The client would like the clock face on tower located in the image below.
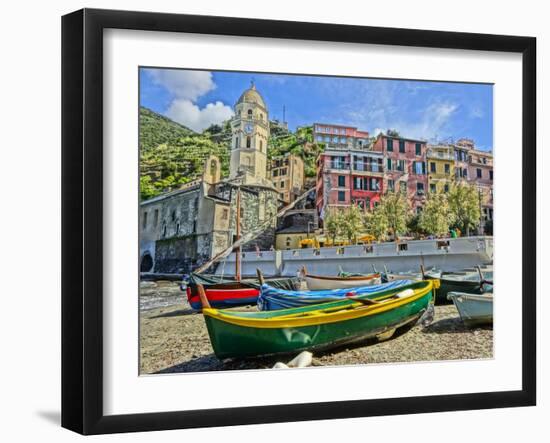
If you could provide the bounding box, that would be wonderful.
[244,124,254,134]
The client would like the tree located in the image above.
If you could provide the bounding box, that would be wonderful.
[419,191,454,237]
[380,192,409,239]
[386,129,400,137]
[323,208,342,244]
[447,182,481,235]
[362,205,389,241]
[341,205,363,244]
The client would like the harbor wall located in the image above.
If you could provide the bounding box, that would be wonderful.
[216,236,493,277]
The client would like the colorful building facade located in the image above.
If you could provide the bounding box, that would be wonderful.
[426,145,455,193]
[316,148,384,214]
[371,134,428,213]
[468,148,494,225]
[313,123,370,151]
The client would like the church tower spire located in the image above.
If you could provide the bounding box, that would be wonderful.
[230,84,270,184]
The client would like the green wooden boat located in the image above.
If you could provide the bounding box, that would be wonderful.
[197,280,437,359]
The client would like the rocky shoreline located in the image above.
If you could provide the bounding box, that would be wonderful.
[139,281,493,374]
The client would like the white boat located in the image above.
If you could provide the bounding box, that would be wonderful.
[447,292,493,326]
[301,267,382,290]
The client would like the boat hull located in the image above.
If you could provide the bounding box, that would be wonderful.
[304,275,381,290]
[202,282,434,359]
[447,292,493,326]
[437,278,484,304]
[187,287,259,310]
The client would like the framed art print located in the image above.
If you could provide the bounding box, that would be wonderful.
[61,8,536,434]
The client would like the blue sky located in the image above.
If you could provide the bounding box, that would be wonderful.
[140,68,493,151]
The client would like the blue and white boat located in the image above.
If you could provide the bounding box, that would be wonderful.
[258,279,414,311]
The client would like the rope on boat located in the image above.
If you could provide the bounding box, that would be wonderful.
[194,186,316,274]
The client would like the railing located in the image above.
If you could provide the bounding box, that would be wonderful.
[353,163,384,173]
[329,162,350,170]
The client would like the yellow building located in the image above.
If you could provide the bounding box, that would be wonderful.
[269,153,305,204]
[427,145,455,193]
[275,226,310,250]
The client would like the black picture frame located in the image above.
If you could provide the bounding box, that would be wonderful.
[62,8,536,435]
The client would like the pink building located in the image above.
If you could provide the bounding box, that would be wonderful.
[316,148,384,215]
[371,133,428,213]
[313,123,370,151]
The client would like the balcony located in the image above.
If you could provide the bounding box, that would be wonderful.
[329,162,350,171]
[352,163,384,173]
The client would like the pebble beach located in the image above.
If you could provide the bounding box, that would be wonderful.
[139,281,493,374]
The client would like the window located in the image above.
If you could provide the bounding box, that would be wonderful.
[324,136,330,142]
[316,135,323,142]
[280,168,287,176]
[176,222,180,234]
[235,137,239,149]
[142,211,148,230]
[430,184,436,193]
[259,140,263,152]
[153,209,159,227]
[171,210,176,222]
[280,181,285,188]
[340,137,347,144]
[332,136,338,143]
[444,163,450,174]
[477,168,482,178]
[416,182,425,195]
[413,161,425,175]
[444,184,449,193]
[246,136,251,148]
[370,178,380,191]
[338,175,346,187]
[273,169,279,177]
[386,138,393,151]
[430,162,436,173]
[463,168,468,178]
[482,157,487,164]
[397,159,405,172]
[365,197,371,209]
[387,158,392,170]
[388,179,395,192]
[222,208,229,220]
[162,224,167,238]
[247,109,252,118]
[489,170,493,180]
[399,140,405,153]
[400,181,407,193]
[415,143,422,155]
[338,191,346,202]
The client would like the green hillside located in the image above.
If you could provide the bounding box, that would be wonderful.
[139,107,323,201]
[268,125,324,177]
[139,107,230,200]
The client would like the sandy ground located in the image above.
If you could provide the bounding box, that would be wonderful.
[139,281,493,374]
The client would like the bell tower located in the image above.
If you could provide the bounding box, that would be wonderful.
[230,82,269,184]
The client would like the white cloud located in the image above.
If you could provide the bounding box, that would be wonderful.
[146,69,234,131]
[166,99,233,132]
[148,69,216,101]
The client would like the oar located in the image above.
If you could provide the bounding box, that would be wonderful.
[197,283,211,310]
[372,264,378,273]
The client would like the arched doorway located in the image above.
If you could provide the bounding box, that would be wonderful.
[140,253,153,272]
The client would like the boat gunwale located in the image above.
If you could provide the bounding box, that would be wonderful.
[304,273,380,282]
[202,282,434,329]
